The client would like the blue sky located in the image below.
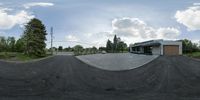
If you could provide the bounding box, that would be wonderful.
[0,0,200,48]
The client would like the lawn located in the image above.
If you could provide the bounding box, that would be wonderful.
[185,52,200,59]
[0,52,52,61]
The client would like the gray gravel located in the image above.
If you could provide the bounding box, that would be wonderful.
[76,53,159,71]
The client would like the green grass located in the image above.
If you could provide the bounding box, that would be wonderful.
[185,52,200,59]
[15,53,35,61]
[0,52,52,61]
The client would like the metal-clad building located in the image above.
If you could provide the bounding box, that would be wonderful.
[129,39,182,55]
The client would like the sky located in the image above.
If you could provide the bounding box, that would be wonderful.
[0,0,200,48]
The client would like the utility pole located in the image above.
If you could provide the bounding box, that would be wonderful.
[50,27,53,55]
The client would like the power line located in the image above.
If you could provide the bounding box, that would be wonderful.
[46,40,97,46]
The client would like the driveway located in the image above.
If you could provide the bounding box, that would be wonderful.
[0,55,200,100]
[76,53,159,71]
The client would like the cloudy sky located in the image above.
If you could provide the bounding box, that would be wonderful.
[0,0,200,48]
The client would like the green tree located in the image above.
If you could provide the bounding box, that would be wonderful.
[7,37,16,52]
[113,35,117,52]
[15,38,25,52]
[58,46,63,51]
[118,41,127,52]
[91,46,97,54]
[182,39,199,53]
[0,37,16,52]
[99,47,106,51]
[22,18,47,57]
[64,46,71,52]
[73,45,83,55]
[106,39,112,53]
[0,37,6,52]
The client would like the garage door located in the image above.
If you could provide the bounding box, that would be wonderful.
[163,45,179,55]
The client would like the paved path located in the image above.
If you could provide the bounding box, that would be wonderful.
[76,53,158,71]
[0,56,199,100]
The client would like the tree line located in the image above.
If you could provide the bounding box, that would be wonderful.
[1,18,199,57]
[0,18,47,57]
[55,35,128,55]
[106,35,128,53]
[55,45,98,56]
[181,39,200,53]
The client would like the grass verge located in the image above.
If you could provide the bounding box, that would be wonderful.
[0,52,52,61]
[184,52,200,59]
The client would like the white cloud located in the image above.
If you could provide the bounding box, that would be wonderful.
[175,5,200,31]
[0,8,13,12]
[0,8,34,30]
[65,34,79,42]
[111,17,180,43]
[84,31,114,47]
[73,17,180,47]
[63,34,106,47]
[23,2,54,9]
[112,18,147,37]
[193,3,200,6]
[156,27,180,39]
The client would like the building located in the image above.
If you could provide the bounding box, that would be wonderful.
[129,39,182,55]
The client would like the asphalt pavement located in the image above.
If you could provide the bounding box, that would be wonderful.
[0,55,200,100]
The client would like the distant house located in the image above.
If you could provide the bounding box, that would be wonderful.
[129,39,182,55]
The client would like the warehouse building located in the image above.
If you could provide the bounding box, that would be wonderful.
[129,39,182,55]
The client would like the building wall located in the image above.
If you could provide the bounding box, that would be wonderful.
[129,40,183,55]
[140,47,144,53]
[152,46,161,55]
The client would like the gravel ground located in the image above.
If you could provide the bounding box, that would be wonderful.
[0,55,200,100]
[76,53,158,71]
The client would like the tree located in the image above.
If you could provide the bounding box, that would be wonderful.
[58,46,63,51]
[73,45,83,55]
[118,41,127,52]
[113,35,117,52]
[181,39,200,53]
[15,38,25,52]
[106,39,112,53]
[0,37,16,52]
[99,47,106,51]
[7,37,16,52]
[91,46,97,54]
[64,46,72,52]
[0,37,6,52]
[22,18,47,57]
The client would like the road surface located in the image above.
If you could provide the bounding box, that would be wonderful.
[0,55,200,100]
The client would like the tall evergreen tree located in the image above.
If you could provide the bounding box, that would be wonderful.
[106,39,112,52]
[113,35,117,52]
[22,18,47,57]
